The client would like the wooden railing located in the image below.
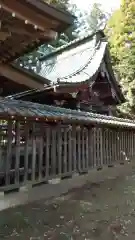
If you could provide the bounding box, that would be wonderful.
[0,119,134,192]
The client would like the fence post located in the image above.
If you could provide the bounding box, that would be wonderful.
[99,128,103,168]
[5,120,13,186]
[15,121,20,185]
[24,122,29,183]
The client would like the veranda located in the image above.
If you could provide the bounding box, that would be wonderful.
[0,98,134,193]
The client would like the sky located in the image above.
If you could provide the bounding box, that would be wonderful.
[70,0,121,13]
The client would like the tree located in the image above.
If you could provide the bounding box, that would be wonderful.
[45,0,69,11]
[106,0,135,117]
[86,3,108,32]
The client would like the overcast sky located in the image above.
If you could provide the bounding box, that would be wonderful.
[70,0,121,12]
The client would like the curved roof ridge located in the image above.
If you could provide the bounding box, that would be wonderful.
[39,30,104,62]
[57,41,100,81]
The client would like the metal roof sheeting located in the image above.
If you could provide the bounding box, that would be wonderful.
[38,37,107,83]
[0,98,134,129]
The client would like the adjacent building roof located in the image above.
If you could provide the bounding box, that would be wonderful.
[12,31,124,103]
[0,98,134,128]
[0,0,75,63]
[38,31,105,83]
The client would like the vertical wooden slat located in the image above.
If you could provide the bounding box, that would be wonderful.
[122,131,125,163]
[77,127,81,173]
[104,129,107,165]
[0,143,2,175]
[132,132,134,160]
[57,126,62,176]
[129,131,131,161]
[102,128,106,165]
[131,131,134,161]
[107,129,110,166]
[5,120,12,185]
[116,131,119,164]
[126,131,128,161]
[133,132,135,159]
[111,130,114,164]
[63,128,68,174]
[119,131,122,163]
[121,130,124,163]
[93,128,97,168]
[31,122,36,182]
[96,128,100,167]
[15,121,20,185]
[99,128,103,167]
[119,130,122,163]
[88,127,93,168]
[112,130,116,164]
[106,129,109,165]
[38,130,44,181]
[126,131,129,162]
[85,128,89,170]
[124,130,127,161]
[45,127,50,179]
[128,131,130,161]
[115,130,117,163]
[129,131,132,162]
[109,130,113,166]
[81,128,85,171]
[115,130,118,164]
[68,127,72,174]
[24,122,29,182]
[121,131,124,163]
[72,126,77,172]
[51,128,56,176]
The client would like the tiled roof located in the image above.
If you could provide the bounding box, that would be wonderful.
[40,31,104,61]
[0,98,134,129]
[13,32,106,86]
[38,36,107,83]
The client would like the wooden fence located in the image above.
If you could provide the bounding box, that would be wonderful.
[0,119,134,192]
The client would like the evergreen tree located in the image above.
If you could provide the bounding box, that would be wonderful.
[86,3,108,32]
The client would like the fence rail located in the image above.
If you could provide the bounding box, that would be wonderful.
[0,119,134,192]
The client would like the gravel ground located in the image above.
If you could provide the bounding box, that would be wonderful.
[1,166,135,239]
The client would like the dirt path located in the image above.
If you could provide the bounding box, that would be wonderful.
[1,167,135,239]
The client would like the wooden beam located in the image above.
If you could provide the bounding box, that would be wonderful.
[2,25,57,40]
[0,31,11,41]
[0,64,44,89]
[0,0,58,37]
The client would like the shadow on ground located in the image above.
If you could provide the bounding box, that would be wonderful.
[1,168,135,239]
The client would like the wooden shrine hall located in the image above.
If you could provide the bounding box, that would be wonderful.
[10,31,125,116]
[0,1,133,194]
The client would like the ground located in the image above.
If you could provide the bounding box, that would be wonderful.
[1,166,135,239]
